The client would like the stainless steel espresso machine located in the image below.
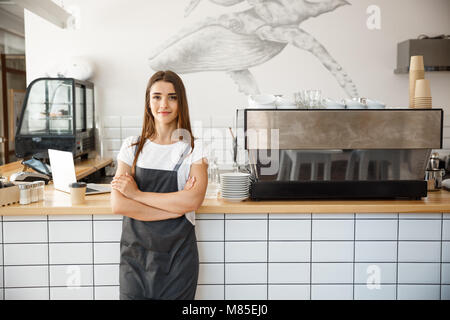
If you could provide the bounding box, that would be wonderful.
[235,109,443,200]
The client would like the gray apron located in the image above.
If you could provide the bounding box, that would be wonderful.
[119,140,199,300]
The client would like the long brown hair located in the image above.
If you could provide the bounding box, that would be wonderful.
[130,70,195,176]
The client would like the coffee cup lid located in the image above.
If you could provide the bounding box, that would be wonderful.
[69,182,87,188]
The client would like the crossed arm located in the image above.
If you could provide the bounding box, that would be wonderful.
[110,159,208,221]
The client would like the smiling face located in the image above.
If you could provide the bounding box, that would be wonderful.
[149,80,179,126]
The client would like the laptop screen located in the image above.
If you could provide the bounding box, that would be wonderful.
[48,149,77,193]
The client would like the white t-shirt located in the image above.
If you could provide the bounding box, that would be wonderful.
[116,136,209,225]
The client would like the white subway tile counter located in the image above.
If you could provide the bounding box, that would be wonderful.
[0,212,448,300]
[1,190,450,300]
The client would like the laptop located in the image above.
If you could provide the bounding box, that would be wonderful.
[48,149,111,195]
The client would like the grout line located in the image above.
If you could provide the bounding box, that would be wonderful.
[1,261,447,267]
[310,213,313,300]
[266,213,269,300]
[47,215,50,300]
[92,214,95,300]
[352,213,356,300]
[396,213,399,300]
[223,215,226,300]
[440,213,443,300]
[2,239,448,245]
[1,216,4,300]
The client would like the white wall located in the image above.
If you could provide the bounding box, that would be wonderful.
[24,0,450,162]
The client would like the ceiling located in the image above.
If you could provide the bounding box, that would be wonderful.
[0,0,25,37]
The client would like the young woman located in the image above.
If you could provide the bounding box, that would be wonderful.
[110,70,208,300]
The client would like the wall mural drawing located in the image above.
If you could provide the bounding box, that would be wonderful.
[148,0,359,98]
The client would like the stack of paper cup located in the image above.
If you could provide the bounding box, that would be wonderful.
[414,79,432,108]
[409,56,425,108]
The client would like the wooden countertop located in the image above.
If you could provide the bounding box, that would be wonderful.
[1,185,449,215]
[0,157,113,180]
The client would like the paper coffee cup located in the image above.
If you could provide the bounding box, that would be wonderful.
[410,55,424,71]
[409,69,424,108]
[69,182,86,205]
[414,79,431,98]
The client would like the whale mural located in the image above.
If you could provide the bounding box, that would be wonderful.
[148,0,359,98]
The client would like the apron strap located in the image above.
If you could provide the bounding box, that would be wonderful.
[173,143,192,172]
[134,136,191,172]
[134,136,141,156]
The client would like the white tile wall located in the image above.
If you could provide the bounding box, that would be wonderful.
[4,244,48,265]
[120,116,141,128]
[269,220,310,240]
[50,265,93,287]
[312,242,353,262]
[94,286,120,300]
[311,263,353,284]
[94,265,119,286]
[103,116,121,128]
[268,242,310,262]
[195,220,224,241]
[442,263,450,285]
[312,213,354,219]
[195,285,224,300]
[93,214,122,221]
[48,215,91,221]
[399,220,442,240]
[198,264,224,285]
[355,219,397,240]
[198,242,224,263]
[3,221,47,243]
[311,285,353,300]
[397,285,440,300]
[312,220,354,240]
[397,263,441,284]
[93,220,122,242]
[94,242,120,264]
[269,213,311,219]
[225,242,266,262]
[268,263,309,284]
[354,284,396,300]
[4,288,48,300]
[225,285,267,300]
[268,285,310,300]
[356,213,398,219]
[226,213,267,220]
[443,242,450,263]
[1,213,449,300]
[49,221,92,242]
[398,242,441,262]
[4,266,48,287]
[441,285,450,300]
[354,241,397,262]
[49,243,92,265]
[354,263,396,284]
[50,287,94,300]
[225,263,266,284]
[225,220,267,241]
[443,220,450,240]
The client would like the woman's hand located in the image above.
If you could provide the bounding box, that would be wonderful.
[184,176,196,191]
[111,172,140,200]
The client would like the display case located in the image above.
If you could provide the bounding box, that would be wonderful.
[15,78,96,159]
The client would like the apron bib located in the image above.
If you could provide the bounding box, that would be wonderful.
[119,140,198,300]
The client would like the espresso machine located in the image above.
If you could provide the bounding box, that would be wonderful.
[235,109,443,200]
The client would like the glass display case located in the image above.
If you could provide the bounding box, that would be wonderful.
[15,78,96,159]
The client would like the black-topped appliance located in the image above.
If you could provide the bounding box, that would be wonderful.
[235,108,443,200]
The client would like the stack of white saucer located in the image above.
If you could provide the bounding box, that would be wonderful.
[220,172,250,202]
